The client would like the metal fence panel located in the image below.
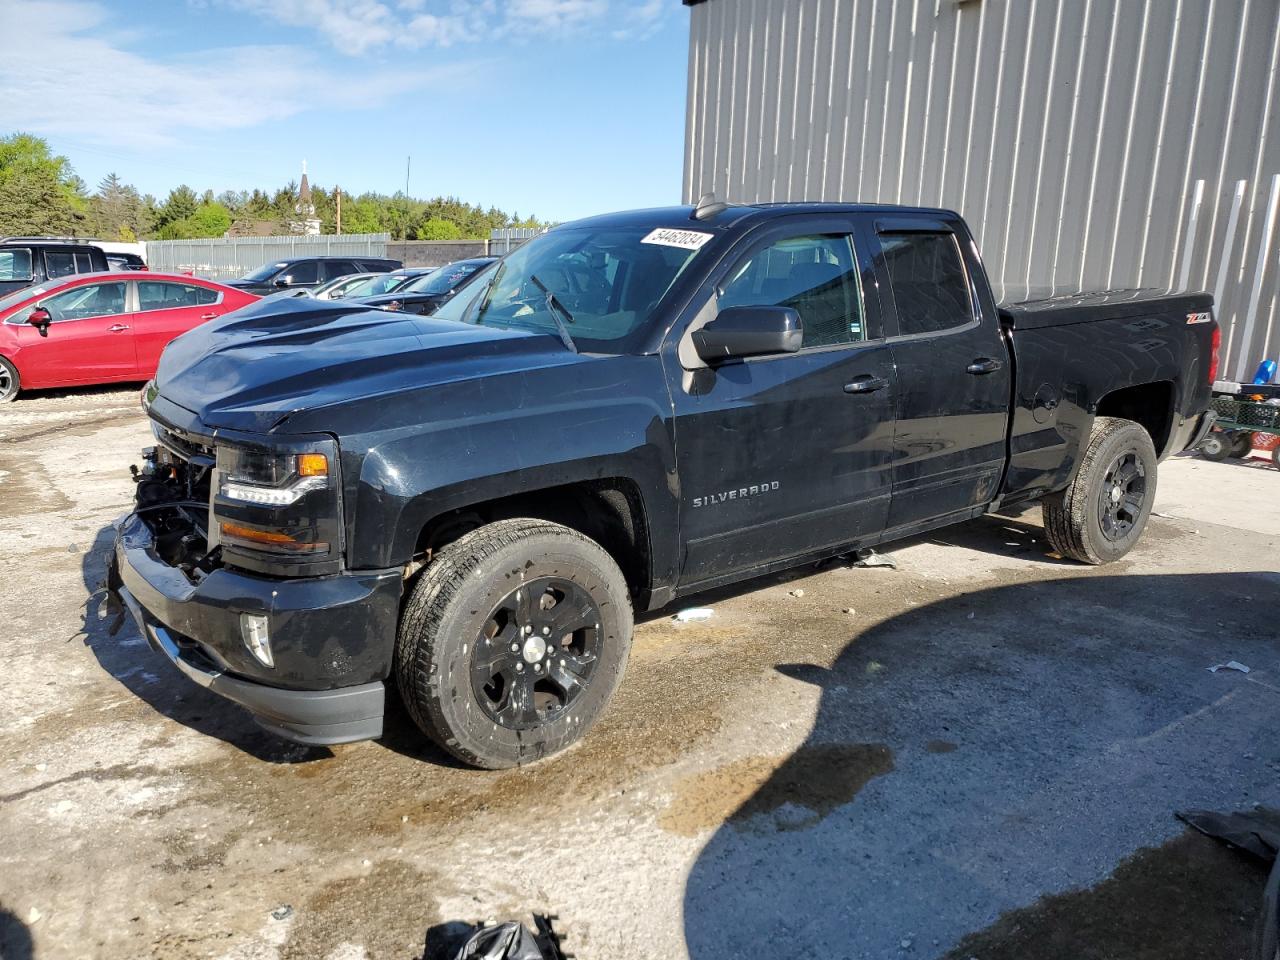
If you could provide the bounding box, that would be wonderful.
[143,234,391,282]
[684,0,1280,382]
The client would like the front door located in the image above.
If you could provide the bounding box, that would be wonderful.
[10,280,136,386]
[665,220,897,589]
[869,217,1012,530]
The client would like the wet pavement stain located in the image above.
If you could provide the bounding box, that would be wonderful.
[661,743,894,837]
[0,456,73,520]
[943,830,1268,960]
[280,860,443,960]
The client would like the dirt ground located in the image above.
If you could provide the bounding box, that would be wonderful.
[1,385,1277,960]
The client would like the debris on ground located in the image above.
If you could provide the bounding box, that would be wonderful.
[672,607,714,622]
[851,548,897,569]
[1176,807,1280,960]
[450,915,568,960]
[789,589,805,598]
[1208,661,1252,674]
[270,905,293,922]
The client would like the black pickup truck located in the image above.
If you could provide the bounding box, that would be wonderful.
[109,203,1218,768]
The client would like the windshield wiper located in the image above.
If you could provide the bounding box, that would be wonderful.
[464,263,505,326]
[528,274,577,354]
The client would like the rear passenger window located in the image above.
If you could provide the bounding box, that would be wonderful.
[138,281,217,310]
[45,252,76,279]
[880,232,973,336]
[719,235,864,348]
[323,260,359,281]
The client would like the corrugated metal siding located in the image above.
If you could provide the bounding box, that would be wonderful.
[684,0,1280,381]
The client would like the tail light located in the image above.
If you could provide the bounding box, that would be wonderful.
[1208,324,1221,384]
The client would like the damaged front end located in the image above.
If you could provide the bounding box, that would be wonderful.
[106,408,402,746]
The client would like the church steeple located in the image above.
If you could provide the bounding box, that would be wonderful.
[297,159,314,217]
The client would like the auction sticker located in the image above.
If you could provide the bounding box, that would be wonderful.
[641,228,714,251]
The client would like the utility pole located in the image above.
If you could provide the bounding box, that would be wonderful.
[405,156,411,198]
[335,186,342,235]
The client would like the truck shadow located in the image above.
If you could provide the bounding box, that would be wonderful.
[77,524,330,763]
[0,906,33,960]
[680,571,1280,959]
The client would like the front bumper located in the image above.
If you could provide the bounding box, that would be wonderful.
[111,512,402,745]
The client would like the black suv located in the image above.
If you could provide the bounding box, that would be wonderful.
[226,256,402,295]
[0,238,111,296]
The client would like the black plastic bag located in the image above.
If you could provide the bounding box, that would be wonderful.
[452,921,548,960]
[1178,807,1280,960]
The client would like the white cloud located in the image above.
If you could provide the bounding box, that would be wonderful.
[213,0,671,53]
[0,0,485,148]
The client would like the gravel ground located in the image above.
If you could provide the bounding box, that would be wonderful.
[1,386,1277,960]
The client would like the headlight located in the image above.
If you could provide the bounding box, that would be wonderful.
[219,451,329,506]
[212,437,343,573]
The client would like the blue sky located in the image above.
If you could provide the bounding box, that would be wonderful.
[0,0,692,222]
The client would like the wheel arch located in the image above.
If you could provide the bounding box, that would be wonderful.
[408,477,655,604]
[1094,380,1176,458]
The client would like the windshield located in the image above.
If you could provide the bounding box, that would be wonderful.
[351,273,414,298]
[401,262,486,295]
[0,282,48,314]
[241,261,287,282]
[465,226,704,351]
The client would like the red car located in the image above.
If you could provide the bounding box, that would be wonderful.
[0,272,258,401]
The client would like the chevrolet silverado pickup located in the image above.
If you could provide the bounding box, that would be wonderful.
[108,202,1219,768]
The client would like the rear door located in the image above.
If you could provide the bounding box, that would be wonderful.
[868,216,1011,530]
[132,279,222,374]
[321,260,361,283]
[665,217,897,587]
[8,280,136,385]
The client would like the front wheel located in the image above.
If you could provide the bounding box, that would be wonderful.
[395,518,633,769]
[1042,416,1158,565]
[0,356,19,402]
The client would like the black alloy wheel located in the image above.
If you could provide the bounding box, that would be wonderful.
[470,577,602,730]
[1097,451,1147,541]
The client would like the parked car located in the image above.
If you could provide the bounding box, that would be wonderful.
[109,203,1216,768]
[106,252,148,271]
[225,256,401,295]
[355,257,495,314]
[0,238,111,297]
[0,271,258,401]
[337,267,434,300]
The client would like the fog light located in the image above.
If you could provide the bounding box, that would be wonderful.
[240,612,273,667]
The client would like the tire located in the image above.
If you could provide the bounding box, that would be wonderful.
[1198,431,1230,462]
[1228,431,1254,458]
[395,518,633,769]
[1272,446,1280,469]
[1042,416,1158,565]
[0,356,18,402]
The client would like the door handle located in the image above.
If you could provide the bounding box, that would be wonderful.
[108,323,130,332]
[844,375,889,394]
[966,357,1003,375]
[200,312,217,320]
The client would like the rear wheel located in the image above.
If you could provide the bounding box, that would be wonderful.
[1043,416,1158,565]
[1198,431,1230,462]
[395,518,633,769]
[0,356,18,402]
[1228,431,1254,458]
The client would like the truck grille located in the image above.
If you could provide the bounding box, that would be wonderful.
[152,421,216,465]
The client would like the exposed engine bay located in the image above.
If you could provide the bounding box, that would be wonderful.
[130,445,221,581]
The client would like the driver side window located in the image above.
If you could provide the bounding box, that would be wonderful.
[39,282,129,322]
[719,234,864,348]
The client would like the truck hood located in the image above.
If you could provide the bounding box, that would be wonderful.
[154,295,578,434]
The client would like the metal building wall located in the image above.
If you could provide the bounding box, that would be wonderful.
[684,0,1280,381]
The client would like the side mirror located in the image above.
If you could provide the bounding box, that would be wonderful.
[273,276,290,288]
[693,305,803,362]
[27,306,52,337]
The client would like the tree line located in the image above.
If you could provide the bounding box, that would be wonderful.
[0,132,549,242]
